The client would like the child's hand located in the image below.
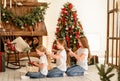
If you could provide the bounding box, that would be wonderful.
[28,61,36,66]
[52,49,57,53]
[67,48,72,52]
[33,62,37,65]
[68,52,73,57]
[68,52,75,57]
[32,61,39,66]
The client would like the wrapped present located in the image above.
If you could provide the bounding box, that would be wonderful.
[0,52,6,72]
[26,62,39,72]
[88,55,99,65]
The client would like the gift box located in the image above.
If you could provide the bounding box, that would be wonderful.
[88,55,99,65]
[0,52,6,72]
[26,62,39,72]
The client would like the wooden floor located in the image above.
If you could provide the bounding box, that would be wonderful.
[0,65,118,81]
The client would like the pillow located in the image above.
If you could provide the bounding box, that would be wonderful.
[11,37,30,52]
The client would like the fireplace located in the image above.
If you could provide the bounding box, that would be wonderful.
[0,2,48,59]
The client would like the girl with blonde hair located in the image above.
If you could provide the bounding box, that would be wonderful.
[25,45,48,78]
[66,36,91,76]
[47,38,67,77]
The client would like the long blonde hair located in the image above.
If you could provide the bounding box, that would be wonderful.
[36,45,52,70]
[56,38,71,66]
[79,36,91,59]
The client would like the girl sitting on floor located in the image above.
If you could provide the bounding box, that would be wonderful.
[47,38,67,78]
[66,36,91,76]
[25,45,48,78]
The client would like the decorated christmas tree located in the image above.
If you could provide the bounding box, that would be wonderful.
[55,2,85,51]
[55,2,85,65]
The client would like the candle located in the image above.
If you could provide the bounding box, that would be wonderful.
[3,0,6,8]
[10,0,12,8]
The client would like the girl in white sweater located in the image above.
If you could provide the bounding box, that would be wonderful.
[47,38,67,77]
[26,45,48,78]
[66,36,91,76]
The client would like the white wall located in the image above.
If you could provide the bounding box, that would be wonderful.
[39,0,107,57]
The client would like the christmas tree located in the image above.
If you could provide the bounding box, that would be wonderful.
[55,2,85,51]
[55,2,85,65]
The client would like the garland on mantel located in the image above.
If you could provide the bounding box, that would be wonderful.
[0,3,48,29]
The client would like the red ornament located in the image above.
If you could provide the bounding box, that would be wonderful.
[73,13,77,21]
[62,8,66,12]
[65,36,70,48]
[58,18,61,22]
[61,8,68,15]
[65,11,68,15]
[77,43,81,49]
[74,21,77,26]
[75,32,80,39]
[65,36,70,41]
[67,42,70,48]
[61,8,66,14]
[69,3,73,10]
[69,27,72,32]
[62,17,66,25]
[56,28,60,33]
[55,33,58,37]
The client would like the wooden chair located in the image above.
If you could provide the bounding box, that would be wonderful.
[1,36,31,69]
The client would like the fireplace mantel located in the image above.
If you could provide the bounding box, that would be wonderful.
[0,2,48,58]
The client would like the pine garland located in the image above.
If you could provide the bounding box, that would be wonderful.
[0,3,48,29]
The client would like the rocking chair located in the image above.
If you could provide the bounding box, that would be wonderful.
[2,36,31,69]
